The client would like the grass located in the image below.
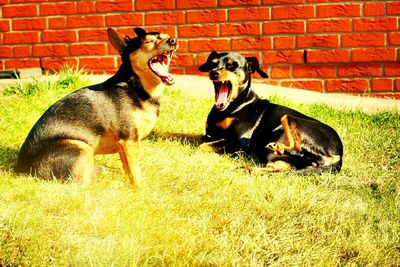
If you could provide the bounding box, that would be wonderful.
[0,69,399,266]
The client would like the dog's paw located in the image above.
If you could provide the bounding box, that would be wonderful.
[266,142,285,155]
[199,143,217,153]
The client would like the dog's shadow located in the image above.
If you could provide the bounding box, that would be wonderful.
[0,145,19,172]
[149,131,203,147]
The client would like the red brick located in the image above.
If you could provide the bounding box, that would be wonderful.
[32,44,68,57]
[292,65,335,78]
[41,58,78,71]
[353,18,398,32]
[197,53,211,66]
[297,35,338,48]
[79,29,108,41]
[307,19,351,33]
[9,0,45,2]
[364,2,385,16]
[2,4,37,18]
[342,33,385,47]
[352,48,396,62]
[79,57,116,70]
[371,79,393,92]
[219,0,259,6]
[5,59,40,69]
[173,54,195,66]
[186,10,226,23]
[274,36,295,50]
[0,46,13,58]
[271,66,291,79]
[42,31,77,43]
[96,0,133,12]
[232,37,272,51]
[105,13,143,27]
[326,79,369,93]
[272,5,314,20]
[263,51,304,64]
[145,11,184,25]
[12,18,46,31]
[220,23,260,36]
[178,25,218,38]
[384,64,400,77]
[263,0,304,3]
[14,46,31,58]
[0,0,9,3]
[40,3,75,16]
[387,2,400,15]
[77,1,96,14]
[281,80,323,92]
[338,64,381,77]
[307,50,349,63]
[317,4,360,17]
[136,0,174,10]
[176,0,217,9]
[0,20,10,31]
[70,44,107,56]
[389,32,400,46]
[396,79,400,91]
[4,32,38,44]
[263,21,305,34]
[189,39,230,52]
[368,93,400,100]
[68,16,104,28]
[49,17,67,29]
[229,7,270,21]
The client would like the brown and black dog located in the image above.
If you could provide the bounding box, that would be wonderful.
[196,51,343,173]
[16,27,178,186]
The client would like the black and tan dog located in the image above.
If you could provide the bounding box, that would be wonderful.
[197,51,343,173]
[16,27,178,186]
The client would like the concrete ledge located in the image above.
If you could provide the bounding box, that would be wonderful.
[1,74,399,114]
[174,75,400,114]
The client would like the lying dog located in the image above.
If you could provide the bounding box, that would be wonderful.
[16,27,178,185]
[197,51,343,173]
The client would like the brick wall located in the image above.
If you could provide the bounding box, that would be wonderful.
[0,0,399,99]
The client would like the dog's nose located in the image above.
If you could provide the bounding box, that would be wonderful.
[167,38,177,46]
[209,70,220,80]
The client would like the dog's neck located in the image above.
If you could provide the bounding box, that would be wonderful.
[102,62,161,103]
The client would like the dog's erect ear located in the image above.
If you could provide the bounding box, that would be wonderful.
[134,27,147,38]
[246,57,269,78]
[199,51,219,72]
[107,28,128,55]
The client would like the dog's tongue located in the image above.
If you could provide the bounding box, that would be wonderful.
[216,83,229,108]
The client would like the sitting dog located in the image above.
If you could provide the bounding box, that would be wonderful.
[16,27,178,185]
[197,51,343,173]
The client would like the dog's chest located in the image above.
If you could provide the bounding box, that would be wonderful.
[131,102,159,139]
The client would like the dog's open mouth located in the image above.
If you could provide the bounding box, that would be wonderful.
[148,50,175,85]
[214,80,232,110]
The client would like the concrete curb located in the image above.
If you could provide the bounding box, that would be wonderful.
[1,74,399,114]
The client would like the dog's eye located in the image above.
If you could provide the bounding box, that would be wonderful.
[226,62,238,71]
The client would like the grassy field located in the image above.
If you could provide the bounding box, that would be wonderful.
[0,70,399,266]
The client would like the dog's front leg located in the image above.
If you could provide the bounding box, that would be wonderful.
[118,140,141,187]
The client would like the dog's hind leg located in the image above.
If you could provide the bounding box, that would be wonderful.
[30,139,95,185]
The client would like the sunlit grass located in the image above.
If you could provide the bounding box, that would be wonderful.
[0,69,399,266]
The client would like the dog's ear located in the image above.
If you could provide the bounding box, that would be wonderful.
[199,51,219,72]
[134,27,147,38]
[245,57,269,78]
[107,28,128,55]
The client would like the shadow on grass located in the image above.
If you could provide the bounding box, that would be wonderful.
[0,145,19,172]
